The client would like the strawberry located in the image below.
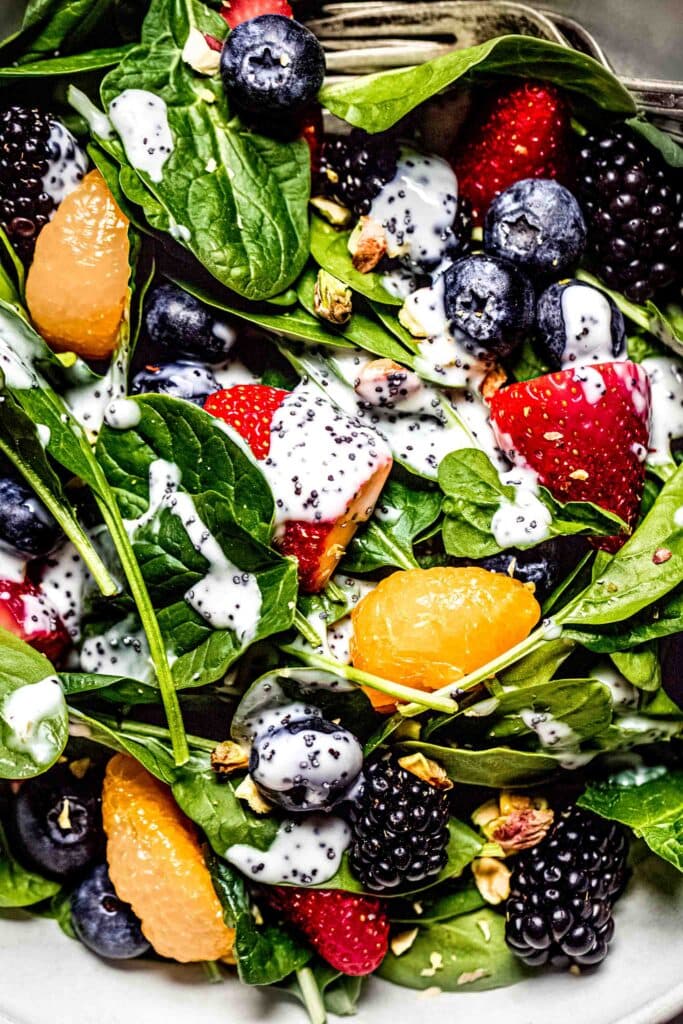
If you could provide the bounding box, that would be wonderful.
[268,887,389,975]
[489,361,651,550]
[0,579,70,662]
[220,0,293,30]
[453,81,570,224]
[204,384,392,592]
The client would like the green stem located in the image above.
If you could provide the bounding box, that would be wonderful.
[296,967,326,1024]
[324,579,347,604]
[202,961,223,985]
[68,707,215,755]
[95,494,189,766]
[282,645,458,714]
[293,609,324,649]
[364,523,418,570]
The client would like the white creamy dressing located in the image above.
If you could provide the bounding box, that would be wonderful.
[80,616,153,682]
[541,617,563,641]
[641,355,683,466]
[325,576,375,663]
[103,398,142,430]
[39,541,92,643]
[0,314,41,390]
[36,424,51,447]
[369,149,458,271]
[560,284,622,367]
[519,709,578,750]
[615,715,683,744]
[381,267,419,299]
[674,506,683,528]
[244,702,321,745]
[0,545,26,583]
[1,676,65,765]
[125,458,262,640]
[574,364,608,405]
[212,357,260,390]
[491,467,552,548]
[169,220,191,243]
[591,662,639,710]
[42,121,88,209]
[64,357,127,442]
[226,814,351,886]
[448,389,508,471]
[262,385,392,528]
[108,89,174,183]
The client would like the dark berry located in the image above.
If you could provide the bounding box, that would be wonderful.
[443,254,535,357]
[484,178,587,278]
[71,863,150,959]
[8,763,104,880]
[505,806,629,970]
[660,633,683,710]
[536,279,626,370]
[130,359,219,405]
[466,539,571,602]
[144,283,234,360]
[249,715,363,813]
[220,15,325,114]
[318,129,400,216]
[575,127,682,302]
[0,474,61,558]
[348,752,450,893]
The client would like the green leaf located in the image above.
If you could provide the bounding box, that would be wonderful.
[578,768,683,872]
[378,907,531,991]
[509,337,552,382]
[401,740,560,787]
[0,822,60,908]
[281,963,364,1018]
[343,477,442,572]
[0,45,134,76]
[318,35,635,134]
[172,767,278,854]
[610,643,661,692]
[310,216,401,305]
[67,707,179,784]
[389,879,486,924]
[486,677,613,745]
[577,270,683,357]
[497,637,576,689]
[96,0,310,300]
[208,854,311,984]
[626,116,683,168]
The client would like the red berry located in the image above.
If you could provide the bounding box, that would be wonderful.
[220,0,293,29]
[489,360,651,550]
[268,887,389,975]
[453,81,570,223]
[203,384,288,459]
[0,579,70,662]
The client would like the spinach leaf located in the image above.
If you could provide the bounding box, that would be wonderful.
[47,887,77,939]
[10,0,116,61]
[439,449,626,558]
[577,270,683,357]
[390,880,486,925]
[610,644,661,692]
[280,963,364,1018]
[509,337,552,383]
[0,631,68,779]
[343,477,442,572]
[67,707,179,784]
[400,740,559,787]
[60,672,161,704]
[318,35,635,134]
[172,767,278,854]
[626,116,683,169]
[378,907,530,991]
[96,0,310,300]
[497,637,576,689]
[0,46,134,76]
[486,678,613,745]
[208,854,311,984]
[578,768,683,872]
[0,822,60,908]
[310,216,401,305]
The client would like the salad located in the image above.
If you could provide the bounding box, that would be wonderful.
[0,0,682,1018]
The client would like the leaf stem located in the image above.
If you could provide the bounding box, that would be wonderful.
[324,579,347,604]
[202,961,224,985]
[68,707,215,754]
[295,967,327,1024]
[293,609,324,649]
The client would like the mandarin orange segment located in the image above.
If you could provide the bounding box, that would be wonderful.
[26,170,129,360]
[350,567,540,710]
[102,753,234,963]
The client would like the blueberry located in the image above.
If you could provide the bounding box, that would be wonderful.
[250,715,363,813]
[484,179,587,278]
[130,359,218,405]
[442,254,535,357]
[536,279,626,370]
[462,537,588,602]
[8,764,104,880]
[71,863,149,959]
[660,633,683,709]
[220,15,325,114]
[0,474,60,558]
[144,283,234,360]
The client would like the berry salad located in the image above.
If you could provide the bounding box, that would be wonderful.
[0,0,682,1018]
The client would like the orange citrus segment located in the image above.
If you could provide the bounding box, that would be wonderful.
[349,567,541,710]
[102,753,234,963]
[26,170,129,359]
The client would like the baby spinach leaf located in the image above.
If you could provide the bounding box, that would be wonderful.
[0,45,134,76]
[577,270,683,356]
[343,477,442,572]
[497,637,576,690]
[610,643,661,692]
[401,740,559,787]
[0,822,60,908]
[96,0,310,300]
[310,216,401,306]
[626,116,683,169]
[318,35,635,134]
[172,768,278,855]
[565,586,683,653]
[389,880,486,925]
[578,768,683,872]
[60,672,161,705]
[378,907,531,991]
[208,854,311,984]
[486,678,613,745]
[9,0,115,61]
[280,963,363,1018]
[67,707,179,784]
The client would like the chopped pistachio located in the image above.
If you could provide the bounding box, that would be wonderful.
[348,216,386,273]
[234,776,272,815]
[68,757,91,780]
[314,269,352,325]
[398,752,453,791]
[390,928,419,957]
[472,857,511,905]
[310,195,352,227]
[211,740,249,776]
[457,968,489,986]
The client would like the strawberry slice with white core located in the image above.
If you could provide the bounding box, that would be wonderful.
[488,360,651,550]
[0,579,70,662]
[204,384,393,592]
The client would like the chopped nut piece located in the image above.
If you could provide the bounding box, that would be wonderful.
[457,968,489,986]
[653,547,672,564]
[476,792,554,855]
[390,928,419,957]
[476,918,491,942]
[499,792,548,815]
[68,757,91,780]
[57,797,71,831]
[355,358,422,407]
[472,857,511,905]
[418,986,442,998]
[398,299,429,338]
[348,216,386,273]
[234,776,272,814]
[481,364,507,401]
[310,195,352,227]
[398,752,453,791]
[544,430,563,441]
[471,798,501,830]
[211,741,249,777]
[182,28,221,75]
[314,269,352,325]
[569,468,589,480]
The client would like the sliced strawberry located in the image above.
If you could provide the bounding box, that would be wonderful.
[0,579,70,662]
[488,361,651,550]
[453,81,570,224]
[267,887,389,975]
[220,0,293,30]
[204,384,288,459]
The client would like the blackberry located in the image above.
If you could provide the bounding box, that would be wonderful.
[506,806,629,970]
[575,127,682,303]
[0,106,87,265]
[318,129,400,216]
[349,752,450,893]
